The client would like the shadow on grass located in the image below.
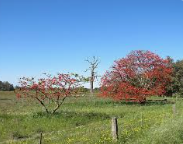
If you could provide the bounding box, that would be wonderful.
[32,110,111,120]
[0,98,11,100]
[120,100,175,106]
[90,99,175,106]
[145,99,174,105]
[12,131,29,140]
[32,111,112,128]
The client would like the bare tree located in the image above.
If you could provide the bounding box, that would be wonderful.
[85,56,100,95]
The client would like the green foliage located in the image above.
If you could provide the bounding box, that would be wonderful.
[0,81,14,91]
[166,59,183,96]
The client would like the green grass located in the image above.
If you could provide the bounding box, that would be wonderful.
[0,91,183,144]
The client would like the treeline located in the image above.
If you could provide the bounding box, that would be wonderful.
[0,81,14,91]
[166,59,183,96]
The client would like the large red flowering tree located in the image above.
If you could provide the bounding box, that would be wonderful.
[100,50,172,103]
[16,73,83,114]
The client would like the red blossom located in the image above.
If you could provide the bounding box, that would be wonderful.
[15,73,82,114]
[100,50,173,103]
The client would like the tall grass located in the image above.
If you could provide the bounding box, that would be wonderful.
[0,91,182,144]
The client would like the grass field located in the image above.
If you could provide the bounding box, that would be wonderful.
[1,91,183,144]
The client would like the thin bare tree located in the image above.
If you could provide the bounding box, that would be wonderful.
[85,56,100,95]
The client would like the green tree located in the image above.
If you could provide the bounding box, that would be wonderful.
[166,59,183,96]
[0,81,14,91]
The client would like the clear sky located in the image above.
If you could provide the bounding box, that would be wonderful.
[0,0,183,87]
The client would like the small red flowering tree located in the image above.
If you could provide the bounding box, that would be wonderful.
[16,73,83,114]
[100,50,172,103]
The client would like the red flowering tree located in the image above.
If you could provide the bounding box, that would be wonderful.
[16,73,83,114]
[100,50,172,103]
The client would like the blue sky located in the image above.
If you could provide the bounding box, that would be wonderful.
[0,0,183,86]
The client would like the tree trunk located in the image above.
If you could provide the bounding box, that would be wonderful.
[90,79,93,94]
[90,71,94,95]
[52,97,67,114]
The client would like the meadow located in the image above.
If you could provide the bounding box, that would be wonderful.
[1,91,183,144]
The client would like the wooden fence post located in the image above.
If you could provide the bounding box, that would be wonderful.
[39,132,43,144]
[172,104,176,117]
[111,117,118,141]
[141,112,143,128]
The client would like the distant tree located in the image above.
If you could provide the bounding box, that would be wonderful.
[0,81,3,90]
[15,85,21,90]
[15,73,83,114]
[0,81,14,91]
[167,59,183,96]
[85,56,100,95]
[100,50,173,103]
[174,60,183,95]
[78,86,89,93]
[3,81,14,91]
[93,87,100,93]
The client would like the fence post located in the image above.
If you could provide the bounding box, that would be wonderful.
[39,132,43,144]
[141,112,143,128]
[172,104,176,117]
[111,117,118,141]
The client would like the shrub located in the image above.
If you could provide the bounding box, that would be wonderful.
[15,73,83,114]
